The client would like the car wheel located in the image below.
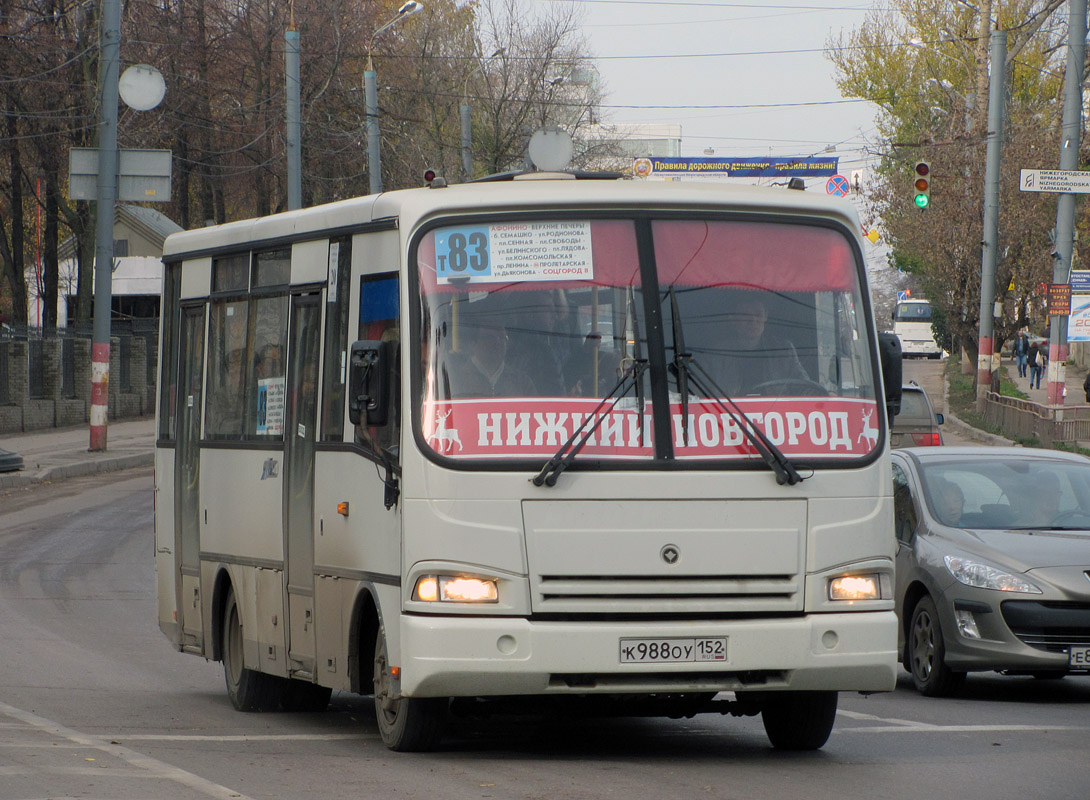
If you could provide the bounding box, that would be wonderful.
[907,596,965,697]
[760,691,838,750]
[373,627,446,751]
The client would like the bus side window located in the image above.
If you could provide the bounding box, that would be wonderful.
[205,298,249,439]
[246,294,289,438]
[355,273,400,458]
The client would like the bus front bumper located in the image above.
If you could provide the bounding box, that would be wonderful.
[397,611,897,698]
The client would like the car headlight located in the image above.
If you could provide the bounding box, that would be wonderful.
[943,556,1042,594]
[413,575,498,603]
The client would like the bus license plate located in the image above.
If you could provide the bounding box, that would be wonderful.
[619,638,727,663]
[1070,646,1090,668]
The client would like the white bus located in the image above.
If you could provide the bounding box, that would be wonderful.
[892,298,943,358]
[155,173,904,752]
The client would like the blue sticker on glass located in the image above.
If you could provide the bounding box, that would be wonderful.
[435,226,491,281]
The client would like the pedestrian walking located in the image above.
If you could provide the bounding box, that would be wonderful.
[1014,329,1030,377]
[1083,371,1090,403]
[1028,341,1045,390]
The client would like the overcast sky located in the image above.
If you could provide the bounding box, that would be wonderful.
[572,0,884,180]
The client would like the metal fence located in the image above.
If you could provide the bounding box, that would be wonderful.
[985,392,1090,447]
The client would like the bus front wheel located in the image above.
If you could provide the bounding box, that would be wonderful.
[222,588,282,712]
[760,691,838,750]
[373,628,446,751]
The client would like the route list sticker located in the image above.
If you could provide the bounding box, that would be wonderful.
[434,221,593,284]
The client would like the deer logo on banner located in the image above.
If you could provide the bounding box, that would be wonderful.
[428,409,463,453]
[858,408,878,450]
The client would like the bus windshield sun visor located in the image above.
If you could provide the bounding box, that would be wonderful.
[669,289,804,486]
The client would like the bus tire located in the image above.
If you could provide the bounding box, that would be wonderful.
[280,679,332,712]
[373,627,446,751]
[222,589,282,712]
[760,691,837,751]
[907,595,965,697]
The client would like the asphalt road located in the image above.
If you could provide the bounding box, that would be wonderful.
[1,466,1088,800]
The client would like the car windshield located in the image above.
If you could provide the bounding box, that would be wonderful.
[414,216,878,466]
[897,390,931,422]
[919,457,1090,530]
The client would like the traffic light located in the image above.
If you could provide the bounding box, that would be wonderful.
[912,161,931,208]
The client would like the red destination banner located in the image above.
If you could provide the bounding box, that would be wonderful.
[422,397,881,460]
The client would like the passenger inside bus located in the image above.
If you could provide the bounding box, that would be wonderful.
[677,289,816,397]
[445,315,538,398]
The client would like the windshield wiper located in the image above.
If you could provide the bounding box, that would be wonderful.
[685,361,804,485]
[666,295,802,485]
[531,359,648,487]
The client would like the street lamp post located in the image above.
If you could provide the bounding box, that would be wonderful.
[365,0,422,195]
[460,47,505,181]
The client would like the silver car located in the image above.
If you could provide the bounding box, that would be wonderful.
[891,446,1090,695]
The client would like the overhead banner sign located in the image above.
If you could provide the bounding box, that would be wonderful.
[633,157,839,179]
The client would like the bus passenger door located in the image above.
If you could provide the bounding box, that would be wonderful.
[174,305,205,652]
[284,293,321,676]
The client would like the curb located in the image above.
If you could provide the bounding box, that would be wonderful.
[0,453,153,490]
[941,369,1016,447]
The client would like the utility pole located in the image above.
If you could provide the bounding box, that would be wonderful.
[975,27,1006,411]
[90,0,121,451]
[285,6,302,211]
[1046,0,1087,405]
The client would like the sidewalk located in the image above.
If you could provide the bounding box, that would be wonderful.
[0,417,156,489]
[1009,356,1088,407]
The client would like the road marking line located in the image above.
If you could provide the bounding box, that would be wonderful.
[117,741,377,745]
[838,709,940,728]
[0,700,256,800]
[838,724,1087,733]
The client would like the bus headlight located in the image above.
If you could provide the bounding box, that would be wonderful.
[413,575,499,603]
[828,574,881,601]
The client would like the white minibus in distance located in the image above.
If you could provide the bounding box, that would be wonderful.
[892,297,943,358]
[154,171,904,752]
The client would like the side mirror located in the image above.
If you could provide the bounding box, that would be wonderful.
[878,332,903,420]
[348,340,392,427]
[936,412,944,425]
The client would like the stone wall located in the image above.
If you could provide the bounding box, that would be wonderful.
[0,334,155,434]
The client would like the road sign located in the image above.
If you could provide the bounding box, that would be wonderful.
[1019,169,1090,193]
[69,148,172,202]
[826,174,850,197]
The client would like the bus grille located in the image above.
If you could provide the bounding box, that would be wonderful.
[532,573,801,614]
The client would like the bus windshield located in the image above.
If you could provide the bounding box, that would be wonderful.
[414,216,879,466]
[894,301,931,322]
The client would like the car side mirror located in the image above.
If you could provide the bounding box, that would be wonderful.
[878,332,903,420]
[348,340,392,427]
[936,412,944,425]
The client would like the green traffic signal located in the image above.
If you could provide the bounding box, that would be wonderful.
[912,161,930,209]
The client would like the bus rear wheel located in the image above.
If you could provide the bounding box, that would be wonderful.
[373,628,446,751]
[222,589,282,712]
[760,691,838,750]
